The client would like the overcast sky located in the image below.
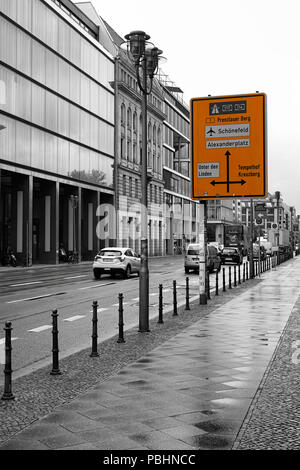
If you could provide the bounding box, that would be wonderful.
[91,0,300,212]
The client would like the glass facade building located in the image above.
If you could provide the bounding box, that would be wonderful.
[0,0,115,264]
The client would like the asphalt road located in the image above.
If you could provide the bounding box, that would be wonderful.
[0,256,244,382]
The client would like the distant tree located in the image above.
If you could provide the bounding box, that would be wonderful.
[69,169,107,186]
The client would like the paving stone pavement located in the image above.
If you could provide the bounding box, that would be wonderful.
[1,257,300,450]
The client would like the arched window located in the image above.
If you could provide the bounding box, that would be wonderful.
[133,112,137,133]
[127,108,132,129]
[121,103,126,126]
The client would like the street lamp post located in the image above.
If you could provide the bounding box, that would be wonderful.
[70,195,78,259]
[124,31,163,332]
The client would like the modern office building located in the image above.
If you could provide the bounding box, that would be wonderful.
[0,0,115,265]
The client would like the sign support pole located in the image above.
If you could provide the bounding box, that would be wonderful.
[258,227,261,277]
[199,201,207,305]
[249,199,254,279]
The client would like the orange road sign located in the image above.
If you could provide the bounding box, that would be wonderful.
[191,93,267,199]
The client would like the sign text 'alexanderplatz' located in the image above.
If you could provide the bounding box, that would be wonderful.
[190,93,267,199]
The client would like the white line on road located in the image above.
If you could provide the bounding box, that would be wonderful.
[64,275,88,280]
[63,315,86,322]
[112,302,129,307]
[10,281,42,287]
[0,338,18,364]
[6,293,55,304]
[89,308,108,313]
[28,325,52,333]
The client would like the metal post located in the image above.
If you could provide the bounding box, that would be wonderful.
[207,273,211,300]
[185,277,190,310]
[238,263,241,284]
[1,322,15,401]
[229,266,232,289]
[215,271,219,296]
[139,56,150,333]
[223,267,226,292]
[50,310,61,375]
[243,263,245,282]
[249,199,254,278]
[246,262,249,280]
[173,280,178,316]
[234,265,237,287]
[158,284,164,323]
[90,301,99,356]
[117,294,125,343]
[199,201,208,305]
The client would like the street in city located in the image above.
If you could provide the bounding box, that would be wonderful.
[1,0,300,458]
[0,253,300,452]
[0,256,239,380]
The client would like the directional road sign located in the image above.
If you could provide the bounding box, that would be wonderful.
[191,93,267,199]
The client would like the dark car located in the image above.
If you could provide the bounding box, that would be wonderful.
[220,247,243,265]
[184,244,221,274]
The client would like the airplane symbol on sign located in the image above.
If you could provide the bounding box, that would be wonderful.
[206,127,215,136]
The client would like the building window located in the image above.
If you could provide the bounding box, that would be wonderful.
[122,175,126,195]
[129,176,132,197]
[135,179,139,199]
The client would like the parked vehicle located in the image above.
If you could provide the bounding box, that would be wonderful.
[259,239,273,256]
[252,244,267,260]
[184,243,221,274]
[220,246,243,265]
[93,247,140,279]
[224,224,250,256]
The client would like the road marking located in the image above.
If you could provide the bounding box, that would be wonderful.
[28,325,52,333]
[132,297,139,301]
[112,302,129,307]
[7,293,54,304]
[10,281,42,287]
[0,338,18,364]
[64,275,88,280]
[149,293,158,297]
[63,315,86,322]
[79,282,115,290]
[89,308,108,313]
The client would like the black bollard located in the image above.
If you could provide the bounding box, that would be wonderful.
[50,309,61,375]
[90,300,100,356]
[223,267,226,292]
[117,294,125,343]
[185,277,190,311]
[243,263,245,282]
[1,322,15,401]
[215,271,219,296]
[246,262,249,280]
[229,267,232,289]
[238,263,241,285]
[158,284,164,323]
[173,280,178,316]
[234,265,237,287]
[207,273,211,300]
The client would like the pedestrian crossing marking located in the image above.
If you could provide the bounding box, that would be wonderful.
[0,337,18,364]
[28,325,52,333]
[63,315,86,322]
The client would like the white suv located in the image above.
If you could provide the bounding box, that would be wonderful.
[93,247,140,279]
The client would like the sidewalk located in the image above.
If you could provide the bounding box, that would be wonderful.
[1,257,300,450]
